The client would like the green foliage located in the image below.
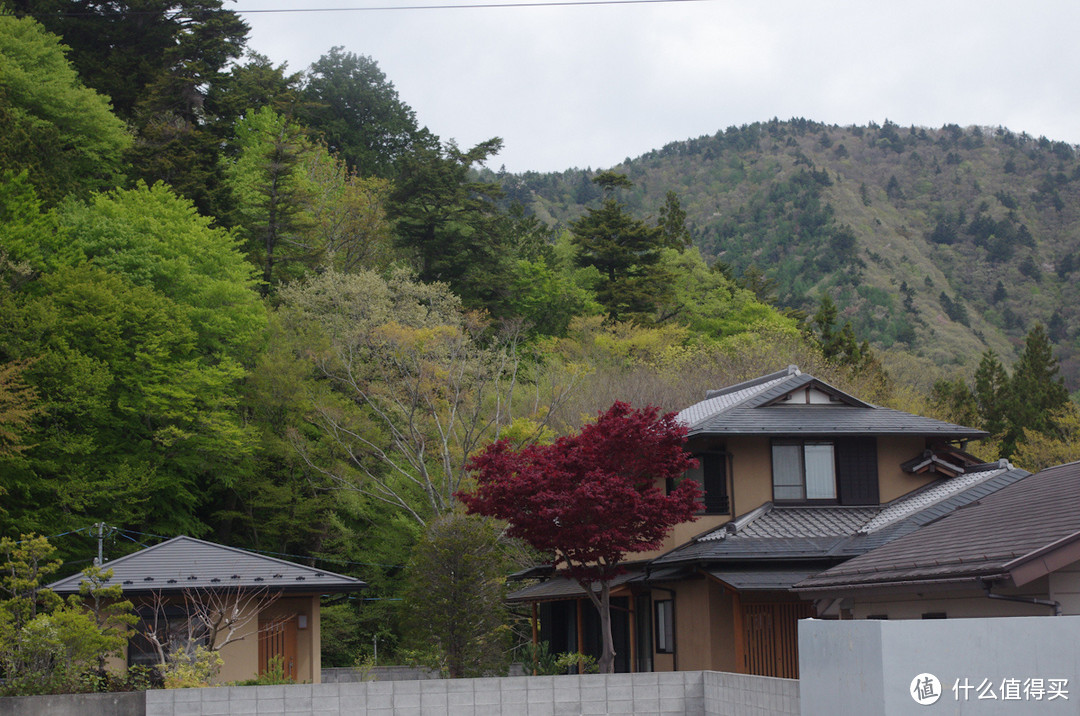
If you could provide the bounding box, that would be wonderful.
[233,655,292,685]
[222,107,398,291]
[521,640,597,675]
[0,182,265,540]
[654,248,798,339]
[0,536,127,695]
[569,173,678,323]
[56,182,266,356]
[399,513,511,678]
[1002,323,1069,456]
[389,137,521,314]
[0,15,130,203]
[276,267,571,524]
[162,644,223,689]
[299,47,427,178]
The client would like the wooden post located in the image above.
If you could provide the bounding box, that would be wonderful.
[732,591,746,674]
[628,595,637,673]
[576,598,585,673]
[531,602,539,675]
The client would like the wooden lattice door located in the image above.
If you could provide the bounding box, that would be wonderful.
[742,602,813,679]
[258,616,297,681]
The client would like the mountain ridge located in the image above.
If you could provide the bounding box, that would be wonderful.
[496,119,1080,392]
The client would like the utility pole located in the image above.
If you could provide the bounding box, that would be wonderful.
[92,522,111,566]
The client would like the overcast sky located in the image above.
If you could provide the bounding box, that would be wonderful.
[231,0,1080,174]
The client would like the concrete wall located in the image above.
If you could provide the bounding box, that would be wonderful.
[124,670,795,715]
[799,616,1080,715]
[0,692,145,716]
[703,671,799,716]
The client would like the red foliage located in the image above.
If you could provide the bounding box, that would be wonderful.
[458,401,701,585]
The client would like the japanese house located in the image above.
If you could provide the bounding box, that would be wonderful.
[47,535,366,683]
[510,366,1028,677]
[796,459,1080,619]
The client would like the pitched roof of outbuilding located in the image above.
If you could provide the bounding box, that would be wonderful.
[677,366,988,440]
[47,535,367,595]
[796,461,1080,593]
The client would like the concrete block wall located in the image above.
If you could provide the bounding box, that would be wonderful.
[12,670,793,716]
[143,671,711,716]
[703,672,799,716]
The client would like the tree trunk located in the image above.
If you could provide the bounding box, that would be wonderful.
[599,581,616,673]
[584,579,616,674]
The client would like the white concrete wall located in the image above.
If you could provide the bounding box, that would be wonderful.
[799,616,1080,715]
[139,670,799,715]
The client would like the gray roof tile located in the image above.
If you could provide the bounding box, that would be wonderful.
[653,465,1029,566]
[798,462,1080,591]
[677,367,987,440]
[47,536,366,595]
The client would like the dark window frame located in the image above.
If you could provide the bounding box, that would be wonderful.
[655,599,675,654]
[671,451,730,514]
[771,439,838,504]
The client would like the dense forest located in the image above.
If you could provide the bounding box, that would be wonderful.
[0,1,1077,675]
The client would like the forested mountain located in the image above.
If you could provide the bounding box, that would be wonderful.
[499,120,1080,392]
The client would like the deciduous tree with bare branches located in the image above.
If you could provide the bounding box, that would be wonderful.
[277,268,577,526]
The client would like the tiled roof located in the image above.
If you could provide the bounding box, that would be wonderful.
[797,461,1080,592]
[653,464,1029,565]
[706,567,826,591]
[47,536,366,595]
[677,368,796,429]
[507,571,642,603]
[677,366,987,440]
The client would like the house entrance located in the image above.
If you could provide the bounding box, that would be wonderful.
[742,602,813,679]
[258,616,297,680]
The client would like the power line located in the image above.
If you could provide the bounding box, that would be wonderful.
[8,0,713,19]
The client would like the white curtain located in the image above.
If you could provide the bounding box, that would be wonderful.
[772,443,803,500]
[804,442,836,499]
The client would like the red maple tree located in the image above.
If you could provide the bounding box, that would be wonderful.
[458,401,701,673]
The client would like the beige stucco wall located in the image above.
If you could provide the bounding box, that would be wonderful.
[706,581,737,673]
[109,592,322,685]
[1049,562,1080,613]
[658,579,714,672]
[849,577,1057,619]
[876,435,937,503]
[215,601,261,684]
[729,437,774,517]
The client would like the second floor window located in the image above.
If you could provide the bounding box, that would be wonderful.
[679,452,729,514]
[772,440,836,501]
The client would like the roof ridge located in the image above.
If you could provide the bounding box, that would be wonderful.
[704,365,800,400]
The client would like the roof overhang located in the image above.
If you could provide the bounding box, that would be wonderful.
[704,567,823,592]
[1003,528,1080,588]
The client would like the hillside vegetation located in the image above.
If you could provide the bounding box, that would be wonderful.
[502,120,1080,391]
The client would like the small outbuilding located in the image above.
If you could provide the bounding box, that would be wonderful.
[47,535,366,684]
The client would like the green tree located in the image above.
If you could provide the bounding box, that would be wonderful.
[0,536,127,695]
[811,294,869,367]
[654,247,798,339]
[0,15,130,204]
[569,173,679,323]
[973,350,1009,438]
[400,513,510,678]
[11,0,248,123]
[1003,323,1069,456]
[299,47,428,177]
[278,268,574,525]
[1,183,265,539]
[389,138,514,313]
[222,106,318,293]
[55,182,266,357]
